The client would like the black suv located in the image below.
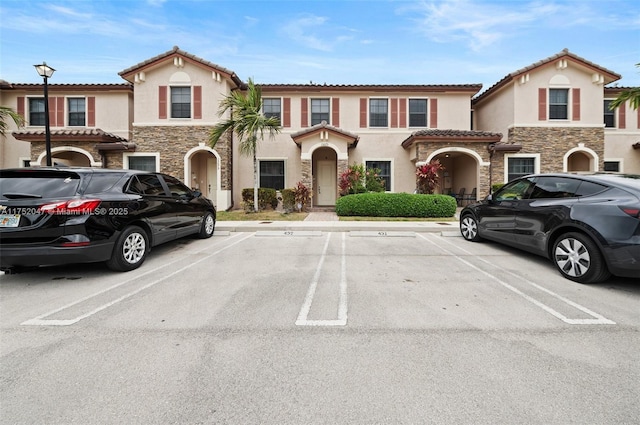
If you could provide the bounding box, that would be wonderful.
[0,167,216,272]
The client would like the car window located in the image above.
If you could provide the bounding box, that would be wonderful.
[126,175,167,196]
[0,170,80,199]
[161,175,192,198]
[495,178,534,201]
[575,180,608,197]
[84,173,127,194]
[530,177,580,199]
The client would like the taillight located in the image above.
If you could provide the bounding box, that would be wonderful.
[619,206,640,218]
[39,199,101,215]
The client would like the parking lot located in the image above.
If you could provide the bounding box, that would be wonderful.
[1,230,639,424]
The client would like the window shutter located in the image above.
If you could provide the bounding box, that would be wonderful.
[17,97,25,118]
[88,97,96,127]
[429,98,438,128]
[619,103,626,129]
[57,97,65,127]
[283,97,291,127]
[332,97,340,127]
[301,98,308,127]
[159,86,167,119]
[571,88,580,121]
[538,88,547,121]
[391,98,398,128]
[193,86,202,119]
[399,98,407,128]
[359,98,367,128]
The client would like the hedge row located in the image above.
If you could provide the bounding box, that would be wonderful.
[335,192,457,218]
[241,188,278,211]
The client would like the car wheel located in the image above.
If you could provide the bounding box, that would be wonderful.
[460,214,482,241]
[106,226,149,272]
[198,212,215,239]
[552,232,611,283]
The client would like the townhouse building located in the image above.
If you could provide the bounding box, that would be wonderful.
[1,47,638,211]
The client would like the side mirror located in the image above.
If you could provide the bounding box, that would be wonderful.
[192,190,202,198]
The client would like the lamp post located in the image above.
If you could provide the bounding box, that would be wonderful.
[34,62,55,166]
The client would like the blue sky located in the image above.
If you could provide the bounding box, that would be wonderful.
[1,0,639,91]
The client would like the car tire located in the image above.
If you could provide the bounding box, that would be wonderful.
[106,226,149,272]
[460,214,482,242]
[197,212,215,239]
[552,232,611,283]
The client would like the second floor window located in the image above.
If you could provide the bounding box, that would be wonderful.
[549,89,568,120]
[68,98,86,126]
[29,98,45,126]
[604,100,615,128]
[311,99,330,125]
[369,99,388,127]
[409,99,428,127]
[171,87,191,118]
[263,98,281,122]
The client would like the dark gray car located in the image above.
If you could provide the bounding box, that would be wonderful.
[459,173,640,283]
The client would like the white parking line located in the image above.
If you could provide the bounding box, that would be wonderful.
[21,233,254,326]
[296,232,348,326]
[418,233,616,325]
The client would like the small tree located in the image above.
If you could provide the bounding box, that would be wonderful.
[209,78,281,212]
[0,106,25,136]
[610,63,640,111]
[416,160,444,194]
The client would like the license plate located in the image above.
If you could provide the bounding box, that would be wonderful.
[0,214,20,228]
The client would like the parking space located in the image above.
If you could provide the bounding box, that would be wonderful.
[2,230,633,330]
[2,230,639,425]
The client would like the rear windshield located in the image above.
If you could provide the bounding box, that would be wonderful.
[0,170,81,199]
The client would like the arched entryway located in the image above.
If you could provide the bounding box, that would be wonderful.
[564,145,598,172]
[312,147,338,206]
[184,146,220,207]
[426,147,485,203]
[35,146,99,167]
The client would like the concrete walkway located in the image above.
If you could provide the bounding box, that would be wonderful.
[216,210,461,233]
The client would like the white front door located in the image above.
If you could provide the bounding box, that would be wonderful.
[316,160,336,206]
[207,157,217,205]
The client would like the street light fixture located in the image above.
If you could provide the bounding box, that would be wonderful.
[33,62,55,166]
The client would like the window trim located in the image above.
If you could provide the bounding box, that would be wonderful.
[604,158,624,173]
[67,96,86,127]
[364,158,393,192]
[123,152,160,172]
[408,98,428,128]
[503,154,540,183]
[27,96,46,127]
[603,99,616,128]
[170,86,192,119]
[262,97,282,123]
[258,158,287,190]
[549,88,569,120]
[368,97,389,128]
[310,98,331,126]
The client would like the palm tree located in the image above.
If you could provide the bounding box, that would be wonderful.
[610,63,640,110]
[0,106,25,136]
[209,78,281,212]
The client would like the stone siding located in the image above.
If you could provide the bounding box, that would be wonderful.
[133,126,232,189]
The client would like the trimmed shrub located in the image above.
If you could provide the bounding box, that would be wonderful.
[335,192,457,218]
[281,188,295,212]
[491,183,505,193]
[241,188,278,211]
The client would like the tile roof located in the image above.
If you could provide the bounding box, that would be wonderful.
[401,129,503,149]
[473,49,622,104]
[12,128,130,144]
[261,83,482,94]
[0,83,132,91]
[291,121,359,147]
[118,46,244,88]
